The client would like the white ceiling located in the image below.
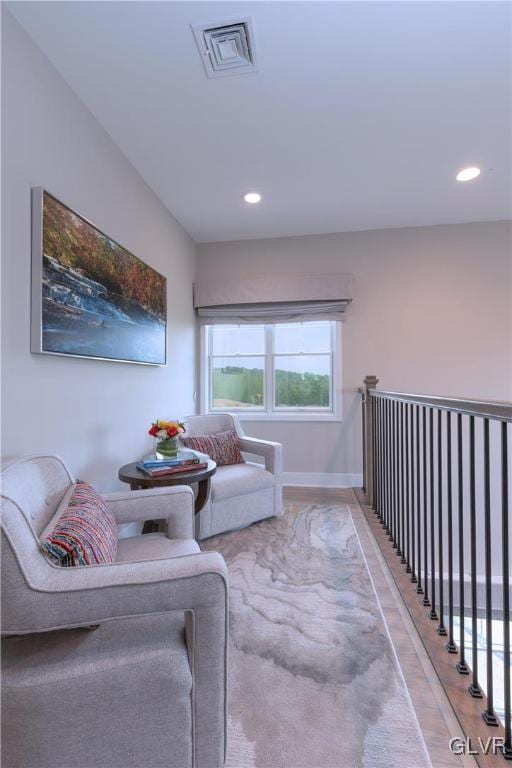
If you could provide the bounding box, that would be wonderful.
[8,1,512,243]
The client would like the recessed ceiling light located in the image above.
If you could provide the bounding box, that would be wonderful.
[244,192,261,204]
[456,166,481,182]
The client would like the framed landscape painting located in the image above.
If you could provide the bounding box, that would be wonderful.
[31,188,167,365]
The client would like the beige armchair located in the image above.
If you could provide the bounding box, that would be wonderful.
[181,413,283,539]
[1,455,228,768]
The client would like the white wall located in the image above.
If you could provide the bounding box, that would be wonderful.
[3,6,510,490]
[197,221,512,479]
[1,10,197,491]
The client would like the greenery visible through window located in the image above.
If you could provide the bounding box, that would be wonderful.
[206,322,336,414]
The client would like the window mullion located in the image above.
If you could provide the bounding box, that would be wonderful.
[265,324,273,413]
[207,326,213,412]
[331,322,338,412]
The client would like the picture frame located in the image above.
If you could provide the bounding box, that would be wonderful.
[31,188,167,366]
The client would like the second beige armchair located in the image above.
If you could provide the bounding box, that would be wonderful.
[181,413,283,539]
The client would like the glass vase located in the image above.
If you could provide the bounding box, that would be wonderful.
[156,436,178,459]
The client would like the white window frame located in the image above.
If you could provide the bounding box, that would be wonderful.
[200,321,342,422]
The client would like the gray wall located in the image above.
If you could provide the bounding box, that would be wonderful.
[1,10,197,491]
[197,221,512,478]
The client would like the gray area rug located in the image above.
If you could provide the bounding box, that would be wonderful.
[203,502,431,768]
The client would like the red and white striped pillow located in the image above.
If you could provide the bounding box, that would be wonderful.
[181,429,245,467]
[41,481,117,566]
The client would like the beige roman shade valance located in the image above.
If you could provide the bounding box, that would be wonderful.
[193,274,354,325]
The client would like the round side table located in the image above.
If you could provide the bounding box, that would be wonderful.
[118,460,216,529]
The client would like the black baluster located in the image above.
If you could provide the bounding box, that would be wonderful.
[437,409,447,635]
[387,400,393,538]
[429,408,438,620]
[468,415,482,698]
[362,393,366,493]
[376,397,381,518]
[396,399,400,548]
[446,411,457,652]
[500,422,512,758]
[379,398,385,523]
[416,405,423,593]
[411,403,417,583]
[396,400,402,554]
[397,399,402,552]
[376,398,381,517]
[456,413,470,674]
[382,399,389,532]
[482,419,498,725]
[379,398,384,522]
[400,402,406,562]
[423,406,430,607]
[405,403,411,572]
[392,400,398,547]
[376,398,380,517]
[386,398,391,535]
[378,397,382,520]
[373,398,377,510]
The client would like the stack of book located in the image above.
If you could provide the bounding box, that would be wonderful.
[136,450,207,477]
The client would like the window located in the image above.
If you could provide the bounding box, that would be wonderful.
[202,321,340,421]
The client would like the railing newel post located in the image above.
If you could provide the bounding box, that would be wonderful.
[363,375,379,508]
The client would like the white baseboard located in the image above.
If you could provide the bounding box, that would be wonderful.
[283,472,363,488]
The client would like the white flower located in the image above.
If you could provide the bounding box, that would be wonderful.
[157,429,168,439]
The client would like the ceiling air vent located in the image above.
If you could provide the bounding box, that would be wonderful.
[192,18,258,78]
